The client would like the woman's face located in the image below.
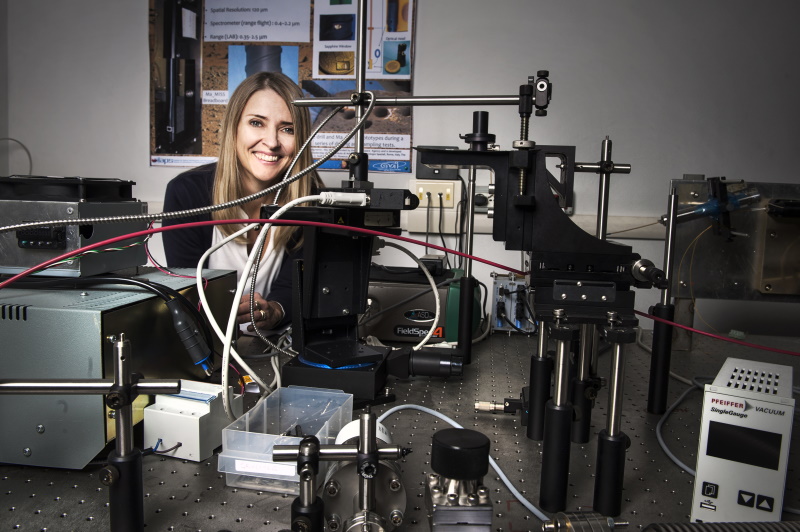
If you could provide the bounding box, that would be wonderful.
[235,88,296,192]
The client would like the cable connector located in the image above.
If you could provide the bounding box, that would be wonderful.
[319,191,369,206]
[166,299,213,375]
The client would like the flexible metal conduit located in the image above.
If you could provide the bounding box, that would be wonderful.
[644,522,800,531]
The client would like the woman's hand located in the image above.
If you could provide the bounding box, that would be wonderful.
[237,292,283,331]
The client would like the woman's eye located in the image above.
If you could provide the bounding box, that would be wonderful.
[282,127,295,134]
[249,119,263,127]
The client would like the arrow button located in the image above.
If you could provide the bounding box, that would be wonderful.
[737,490,755,507]
[756,495,775,512]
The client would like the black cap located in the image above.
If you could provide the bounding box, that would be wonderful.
[431,428,490,480]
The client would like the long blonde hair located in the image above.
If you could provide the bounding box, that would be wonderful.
[212,71,321,250]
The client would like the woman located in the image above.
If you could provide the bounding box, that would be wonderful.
[162,71,322,331]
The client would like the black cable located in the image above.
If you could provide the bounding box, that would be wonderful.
[425,191,432,252]
[10,275,171,300]
[10,275,215,372]
[437,193,451,269]
[501,313,528,334]
[153,442,183,454]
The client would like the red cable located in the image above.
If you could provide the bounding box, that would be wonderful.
[635,309,800,358]
[0,218,527,290]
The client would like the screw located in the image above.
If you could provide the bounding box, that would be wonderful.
[560,293,567,300]
[322,287,330,295]
[342,309,350,315]
[325,481,339,497]
[446,493,458,505]
[327,515,341,531]
[765,284,772,292]
[601,295,607,301]
[390,510,403,525]
[389,479,402,492]
[22,448,31,457]
[66,207,74,215]
[35,425,45,434]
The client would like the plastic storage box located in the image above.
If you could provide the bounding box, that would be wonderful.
[217,386,353,494]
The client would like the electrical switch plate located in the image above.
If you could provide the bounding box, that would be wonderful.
[406,179,462,234]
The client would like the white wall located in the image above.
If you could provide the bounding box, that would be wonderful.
[6,1,800,334]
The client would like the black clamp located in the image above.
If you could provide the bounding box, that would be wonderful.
[297,435,321,476]
[357,448,379,479]
[105,373,142,410]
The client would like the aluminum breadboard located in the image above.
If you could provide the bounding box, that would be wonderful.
[0,332,798,531]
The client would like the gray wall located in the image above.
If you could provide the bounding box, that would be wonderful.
[5,1,800,334]
[0,0,8,175]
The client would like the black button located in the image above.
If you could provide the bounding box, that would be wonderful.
[702,482,719,498]
[756,495,775,512]
[738,490,755,507]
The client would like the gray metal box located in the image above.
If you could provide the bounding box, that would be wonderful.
[0,200,148,277]
[0,268,236,469]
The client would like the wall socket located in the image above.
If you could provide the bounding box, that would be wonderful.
[413,180,457,208]
[406,179,462,234]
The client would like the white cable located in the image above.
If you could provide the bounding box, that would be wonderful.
[380,240,439,351]
[656,381,701,475]
[377,404,549,523]
[195,222,269,419]
[216,194,324,420]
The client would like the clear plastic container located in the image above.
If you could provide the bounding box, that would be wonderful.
[217,386,353,494]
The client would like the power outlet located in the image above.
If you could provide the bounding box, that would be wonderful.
[413,180,457,208]
[406,179,462,234]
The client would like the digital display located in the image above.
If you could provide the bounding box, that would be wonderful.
[706,420,782,470]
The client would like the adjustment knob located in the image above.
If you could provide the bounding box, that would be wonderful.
[431,428,490,480]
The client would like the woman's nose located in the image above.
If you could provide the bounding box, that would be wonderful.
[260,128,280,149]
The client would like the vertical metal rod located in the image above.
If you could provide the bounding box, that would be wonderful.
[537,320,549,358]
[298,466,315,508]
[463,166,478,277]
[353,0,368,155]
[595,136,612,240]
[552,337,571,407]
[113,334,134,458]
[661,189,678,305]
[578,324,593,381]
[590,327,601,375]
[607,343,626,437]
[358,412,376,512]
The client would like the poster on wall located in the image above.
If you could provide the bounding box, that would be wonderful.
[149,0,415,173]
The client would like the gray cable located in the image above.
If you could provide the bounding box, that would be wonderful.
[0,92,377,235]
[0,137,33,175]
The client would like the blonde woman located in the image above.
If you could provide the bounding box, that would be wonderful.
[163,71,322,330]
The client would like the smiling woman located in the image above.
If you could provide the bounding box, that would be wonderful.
[161,72,323,332]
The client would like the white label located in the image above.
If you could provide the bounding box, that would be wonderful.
[182,8,197,40]
[205,0,311,43]
[235,459,295,477]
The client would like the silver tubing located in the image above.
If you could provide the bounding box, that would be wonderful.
[292,95,520,107]
[0,379,179,396]
[463,166,478,277]
[661,190,678,305]
[354,0,368,154]
[113,334,134,458]
[578,324,594,381]
[298,466,315,507]
[537,324,549,359]
[553,337,571,407]
[575,162,631,174]
[359,413,377,512]
[595,136,612,240]
[607,343,626,437]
